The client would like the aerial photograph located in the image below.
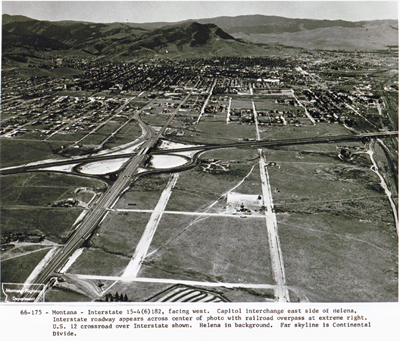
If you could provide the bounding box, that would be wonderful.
[0,1,398,303]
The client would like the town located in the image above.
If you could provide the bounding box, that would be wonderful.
[1,51,397,144]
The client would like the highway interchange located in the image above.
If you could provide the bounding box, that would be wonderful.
[1,131,397,176]
[16,93,192,301]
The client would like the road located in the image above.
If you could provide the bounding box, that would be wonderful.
[153,130,399,154]
[121,173,179,279]
[365,140,398,234]
[291,90,316,125]
[253,99,289,302]
[195,78,217,127]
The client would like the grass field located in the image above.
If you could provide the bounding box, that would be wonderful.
[1,248,52,284]
[261,136,398,302]
[1,172,107,207]
[91,211,152,257]
[139,113,170,127]
[1,207,84,243]
[2,245,52,261]
[45,287,93,302]
[114,178,167,210]
[0,138,64,168]
[45,131,88,142]
[254,98,297,112]
[278,213,398,302]
[80,122,123,145]
[103,120,143,148]
[199,147,259,161]
[141,215,274,285]
[166,161,260,212]
[67,248,130,277]
[103,279,274,302]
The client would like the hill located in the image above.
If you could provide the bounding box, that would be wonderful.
[220,16,398,51]
[2,15,269,64]
[129,14,399,51]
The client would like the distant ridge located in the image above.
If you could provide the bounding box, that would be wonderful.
[126,14,398,51]
[2,14,34,24]
[2,13,398,66]
[131,14,364,32]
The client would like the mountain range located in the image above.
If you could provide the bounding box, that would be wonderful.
[2,14,398,65]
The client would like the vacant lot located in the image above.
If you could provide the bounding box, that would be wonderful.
[91,211,152,257]
[1,207,84,243]
[166,161,260,213]
[45,287,93,302]
[103,120,143,148]
[79,122,123,145]
[278,213,397,302]
[260,137,398,302]
[179,119,257,145]
[1,248,51,284]
[104,279,274,302]
[0,138,64,167]
[254,98,297,112]
[199,147,259,161]
[2,245,53,261]
[46,130,88,143]
[1,172,106,206]
[139,113,170,127]
[141,215,274,285]
[114,182,166,210]
[67,248,130,277]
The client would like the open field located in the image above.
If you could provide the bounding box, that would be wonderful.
[199,147,259,161]
[67,248,130,277]
[278,213,398,302]
[79,122,123,145]
[45,287,93,302]
[1,248,52,284]
[1,244,54,261]
[44,131,88,142]
[260,138,398,302]
[102,280,275,302]
[114,176,168,210]
[141,215,274,285]
[1,207,84,243]
[140,113,170,127]
[267,155,384,204]
[1,172,106,206]
[165,161,260,212]
[182,120,257,145]
[254,98,296,112]
[0,138,64,168]
[103,120,143,148]
[91,211,152,257]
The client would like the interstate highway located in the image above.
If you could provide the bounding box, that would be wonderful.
[26,131,156,297]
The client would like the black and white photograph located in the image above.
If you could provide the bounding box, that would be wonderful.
[0,0,399,338]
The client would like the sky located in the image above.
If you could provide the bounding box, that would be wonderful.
[2,1,398,23]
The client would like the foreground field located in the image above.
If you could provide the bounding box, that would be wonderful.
[279,213,397,302]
